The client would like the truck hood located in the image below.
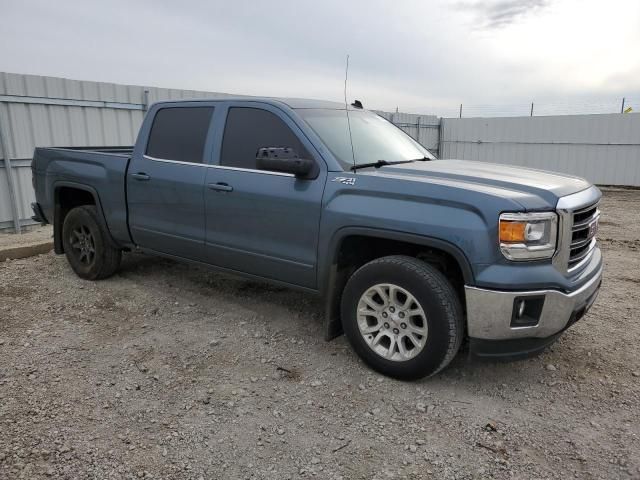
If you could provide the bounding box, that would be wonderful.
[358,159,591,209]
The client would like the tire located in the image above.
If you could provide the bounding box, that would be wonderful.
[62,205,122,280]
[341,255,463,380]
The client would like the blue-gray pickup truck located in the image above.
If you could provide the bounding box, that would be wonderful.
[31,98,603,379]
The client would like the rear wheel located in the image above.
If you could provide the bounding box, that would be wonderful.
[341,255,463,380]
[62,206,121,280]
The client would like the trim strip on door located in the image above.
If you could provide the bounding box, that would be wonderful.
[142,155,295,177]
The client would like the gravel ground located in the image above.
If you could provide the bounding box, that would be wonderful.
[1,188,639,480]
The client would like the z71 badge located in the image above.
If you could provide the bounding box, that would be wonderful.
[332,176,356,186]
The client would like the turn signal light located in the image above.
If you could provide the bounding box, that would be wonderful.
[499,221,526,243]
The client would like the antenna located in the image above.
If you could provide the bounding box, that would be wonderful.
[343,55,356,171]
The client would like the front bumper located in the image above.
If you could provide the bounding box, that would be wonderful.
[465,258,603,357]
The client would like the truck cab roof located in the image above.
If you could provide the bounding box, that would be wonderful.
[151,96,351,110]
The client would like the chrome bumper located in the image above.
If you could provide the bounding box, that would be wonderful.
[465,261,603,340]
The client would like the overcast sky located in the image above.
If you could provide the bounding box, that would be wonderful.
[1,0,639,116]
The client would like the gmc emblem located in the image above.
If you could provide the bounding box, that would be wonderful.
[589,219,599,238]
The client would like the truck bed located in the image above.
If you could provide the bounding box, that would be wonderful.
[32,146,134,247]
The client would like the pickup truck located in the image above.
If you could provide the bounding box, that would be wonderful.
[31,98,603,379]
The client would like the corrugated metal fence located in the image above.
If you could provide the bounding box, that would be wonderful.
[440,114,640,187]
[0,72,237,232]
[1,72,639,233]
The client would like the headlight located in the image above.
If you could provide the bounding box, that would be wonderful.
[499,212,558,260]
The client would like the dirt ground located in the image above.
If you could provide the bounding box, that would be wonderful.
[1,188,639,480]
[0,226,52,249]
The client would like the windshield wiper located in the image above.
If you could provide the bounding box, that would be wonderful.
[350,159,416,171]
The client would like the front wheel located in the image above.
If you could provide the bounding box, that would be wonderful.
[341,255,463,380]
[62,205,121,280]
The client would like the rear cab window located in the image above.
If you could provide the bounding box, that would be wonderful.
[146,107,214,163]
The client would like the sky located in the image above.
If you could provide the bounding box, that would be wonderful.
[1,0,639,116]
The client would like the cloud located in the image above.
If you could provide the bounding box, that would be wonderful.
[0,0,638,117]
[456,0,550,29]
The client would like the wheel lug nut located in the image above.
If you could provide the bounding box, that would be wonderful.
[393,328,399,334]
[399,312,405,318]
[382,312,388,318]
[401,323,407,329]
[384,322,390,329]
[389,306,395,313]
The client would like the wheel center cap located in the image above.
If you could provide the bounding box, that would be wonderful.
[385,313,400,328]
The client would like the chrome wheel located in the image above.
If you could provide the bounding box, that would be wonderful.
[356,283,428,362]
[70,225,95,265]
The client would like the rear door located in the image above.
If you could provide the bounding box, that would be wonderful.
[204,103,326,288]
[127,106,214,260]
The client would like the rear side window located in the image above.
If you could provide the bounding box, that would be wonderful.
[221,107,310,170]
[146,107,214,163]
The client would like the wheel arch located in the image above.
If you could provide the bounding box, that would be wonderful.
[53,181,115,254]
[321,227,474,341]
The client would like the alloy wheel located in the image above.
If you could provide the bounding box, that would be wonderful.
[356,283,428,361]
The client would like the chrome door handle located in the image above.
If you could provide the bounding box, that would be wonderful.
[131,172,150,181]
[208,182,233,192]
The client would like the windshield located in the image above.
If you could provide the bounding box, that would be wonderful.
[298,109,435,170]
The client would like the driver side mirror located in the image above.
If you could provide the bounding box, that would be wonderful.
[256,147,314,178]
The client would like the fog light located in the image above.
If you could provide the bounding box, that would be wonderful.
[510,296,545,328]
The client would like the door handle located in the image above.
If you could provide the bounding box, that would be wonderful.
[131,172,150,181]
[208,182,233,192]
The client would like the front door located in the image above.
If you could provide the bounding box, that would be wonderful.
[204,105,325,288]
[127,106,214,260]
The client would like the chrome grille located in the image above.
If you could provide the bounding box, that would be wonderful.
[568,202,599,271]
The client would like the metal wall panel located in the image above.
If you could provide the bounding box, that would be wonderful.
[0,73,144,159]
[0,159,35,231]
[441,114,640,186]
[0,165,13,228]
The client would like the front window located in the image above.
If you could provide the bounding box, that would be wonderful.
[221,107,311,170]
[298,109,435,170]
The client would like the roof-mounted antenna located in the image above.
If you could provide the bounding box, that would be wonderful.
[343,55,356,171]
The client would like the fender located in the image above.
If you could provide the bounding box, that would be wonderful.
[52,181,120,254]
[320,226,475,341]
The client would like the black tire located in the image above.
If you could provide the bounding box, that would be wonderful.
[341,255,463,380]
[62,205,121,280]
